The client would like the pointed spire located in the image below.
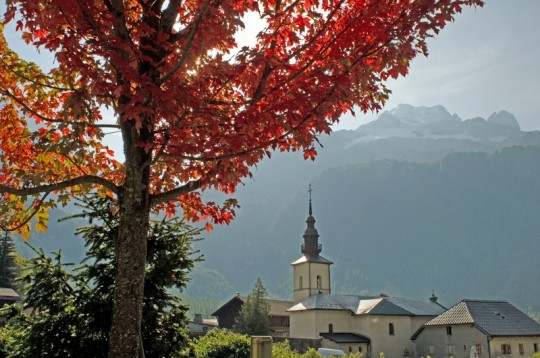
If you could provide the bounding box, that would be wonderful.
[302,184,321,257]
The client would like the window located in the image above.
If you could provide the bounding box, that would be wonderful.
[501,344,512,355]
[389,323,395,336]
[316,275,322,288]
[447,346,455,355]
[446,326,452,335]
[299,276,303,289]
[534,343,539,353]
[429,346,435,354]
[464,345,467,351]
[349,347,352,353]
[476,344,483,355]
[359,347,363,353]
[519,344,524,355]
[328,323,333,333]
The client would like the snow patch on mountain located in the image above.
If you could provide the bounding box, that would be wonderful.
[352,104,528,144]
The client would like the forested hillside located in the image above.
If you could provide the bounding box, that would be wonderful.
[16,105,540,313]
[195,146,540,311]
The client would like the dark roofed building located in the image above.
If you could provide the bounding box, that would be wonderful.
[0,287,20,308]
[211,293,293,337]
[413,300,540,358]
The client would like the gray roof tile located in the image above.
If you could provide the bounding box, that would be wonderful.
[386,297,447,316]
[288,293,446,317]
[425,300,540,336]
[320,332,371,343]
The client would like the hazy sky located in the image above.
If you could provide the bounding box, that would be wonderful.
[337,0,540,131]
[3,1,539,133]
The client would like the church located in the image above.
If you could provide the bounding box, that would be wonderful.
[212,189,540,358]
[287,190,447,357]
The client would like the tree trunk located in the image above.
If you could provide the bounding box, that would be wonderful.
[108,126,152,357]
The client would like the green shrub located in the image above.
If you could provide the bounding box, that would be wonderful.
[191,329,250,358]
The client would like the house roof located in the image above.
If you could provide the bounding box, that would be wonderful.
[288,293,446,317]
[211,295,243,316]
[320,332,371,343]
[187,318,218,327]
[212,295,293,317]
[0,287,20,300]
[423,299,540,337]
[202,318,218,326]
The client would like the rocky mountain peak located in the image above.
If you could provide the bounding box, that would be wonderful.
[387,104,459,125]
[354,104,527,143]
[487,110,520,130]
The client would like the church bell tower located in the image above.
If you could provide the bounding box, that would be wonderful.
[292,185,332,303]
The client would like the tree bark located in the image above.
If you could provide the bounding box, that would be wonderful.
[107,121,152,357]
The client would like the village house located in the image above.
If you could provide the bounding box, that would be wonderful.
[412,299,540,358]
[211,293,293,337]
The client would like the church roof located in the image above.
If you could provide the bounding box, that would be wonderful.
[422,299,540,336]
[320,332,371,343]
[383,297,447,316]
[291,255,333,266]
[288,293,446,317]
[288,293,369,313]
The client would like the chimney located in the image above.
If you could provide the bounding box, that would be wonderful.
[430,291,438,302]
[194,314,203,323]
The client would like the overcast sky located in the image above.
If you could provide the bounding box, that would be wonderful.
[3,1,539,132]
[337,0,540,131]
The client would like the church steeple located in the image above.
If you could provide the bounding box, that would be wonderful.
[302,184,322,257]
[292,184,332,303]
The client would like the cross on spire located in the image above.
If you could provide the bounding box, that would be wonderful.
[308,183,313,216]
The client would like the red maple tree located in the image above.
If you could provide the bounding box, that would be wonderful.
[0,0,482,356]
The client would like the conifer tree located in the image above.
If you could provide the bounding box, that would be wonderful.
[0,195,202,357]
[234,278,270,336]
[0,231,19,290]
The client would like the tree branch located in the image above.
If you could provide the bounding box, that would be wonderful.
[158,0,212,84]
[1,89,120,129]
[0,192,50,232]
[0,175,120,197]
[0,57,72,92]
[150,179,202,206]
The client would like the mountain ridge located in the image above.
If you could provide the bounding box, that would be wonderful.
[14,105,540,312]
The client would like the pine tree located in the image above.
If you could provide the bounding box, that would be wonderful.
[0,231,19,290]
[0,194,202,357]
[234,278,270,336]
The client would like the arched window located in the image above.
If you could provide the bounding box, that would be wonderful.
[316,275,322,289]
[328,323,333,333]
[299,276,303,289]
